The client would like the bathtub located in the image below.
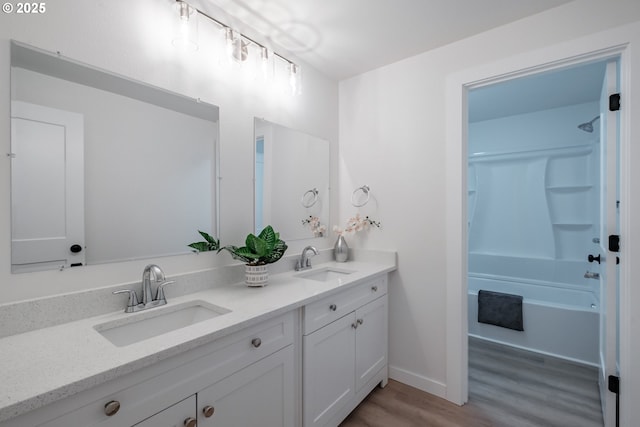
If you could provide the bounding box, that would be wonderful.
[468,275,599,366]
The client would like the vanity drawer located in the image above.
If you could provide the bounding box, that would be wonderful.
[12,312,294,427]
[303,276,387,335]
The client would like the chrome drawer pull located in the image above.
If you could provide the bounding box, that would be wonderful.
[184,417,197,427]
[203,405,215,418]
[329,304,337,311]
[251,338,262,348]
[371,285,378,292]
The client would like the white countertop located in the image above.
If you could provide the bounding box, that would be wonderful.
[0,258,395,423]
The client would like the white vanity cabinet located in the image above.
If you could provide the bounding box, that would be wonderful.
[3,312,295,427]
[133,345,295,427]
[302,275,388,427]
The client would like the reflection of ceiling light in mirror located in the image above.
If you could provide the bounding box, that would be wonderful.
[172,1,198,51]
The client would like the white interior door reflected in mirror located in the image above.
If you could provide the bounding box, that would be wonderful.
[254,119,330,241]
[10,41,220,273]
[11,101,85,272]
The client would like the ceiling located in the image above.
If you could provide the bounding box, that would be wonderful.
[195,0,572,81]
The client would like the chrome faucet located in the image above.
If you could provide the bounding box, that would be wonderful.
[113,264,175,313]
[295,246,319,271]
[142,264,165,305]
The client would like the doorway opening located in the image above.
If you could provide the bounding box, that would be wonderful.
[464,57,620,426]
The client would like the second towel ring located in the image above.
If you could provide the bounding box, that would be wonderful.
[351,185,370,207]
[301,188,319,208]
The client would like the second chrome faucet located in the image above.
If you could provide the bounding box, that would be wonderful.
[113,264,175,313]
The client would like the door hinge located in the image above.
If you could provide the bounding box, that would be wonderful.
[609,93,621,111]
[608,375,620,394]
[609,235,620,252]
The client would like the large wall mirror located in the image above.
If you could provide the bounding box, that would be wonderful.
[254,118,330,242]
[10,41,220,273]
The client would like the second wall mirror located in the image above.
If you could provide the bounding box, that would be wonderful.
[254,118,330,242]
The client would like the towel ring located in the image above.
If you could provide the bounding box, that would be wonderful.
[351,185,370,207]
[301,188,319,208]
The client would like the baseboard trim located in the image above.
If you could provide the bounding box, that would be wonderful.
[388,365,447,399]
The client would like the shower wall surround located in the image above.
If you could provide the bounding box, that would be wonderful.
[468,103,600,294]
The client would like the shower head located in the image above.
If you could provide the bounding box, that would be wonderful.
[578,115,600,133]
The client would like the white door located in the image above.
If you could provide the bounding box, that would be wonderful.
[354,295,387,391]
[598,59,619,427]
[303,313,356,427]
[11,101,85,272]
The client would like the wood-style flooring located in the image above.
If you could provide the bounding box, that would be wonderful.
[340,337,603,427]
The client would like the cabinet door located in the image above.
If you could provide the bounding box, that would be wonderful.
[303,313,356,427]
[197,345,295,427]
[133,395,196,427]
[355,295,388,391]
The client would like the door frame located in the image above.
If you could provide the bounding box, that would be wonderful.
[444,28,634,423]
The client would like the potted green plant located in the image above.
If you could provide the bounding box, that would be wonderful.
[187,230,220,252]
[218,225,288,286]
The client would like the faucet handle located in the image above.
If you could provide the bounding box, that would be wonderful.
[155,280,175,303]
[113,289,140,312]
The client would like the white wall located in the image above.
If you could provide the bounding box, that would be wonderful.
[339,0,640,420]
[0,0,338,302]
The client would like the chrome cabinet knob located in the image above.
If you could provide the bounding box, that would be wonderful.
[104,400,120,416]
[202,405,216,418]
[329,304,337,311]
[357,318,364,325]
[251,338,262,348]
[351,322,358,329]
[202,405,215,418]
[371,285,378,292]
[184,417,197,427]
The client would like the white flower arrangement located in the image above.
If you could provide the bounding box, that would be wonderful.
[333,213,381,236]
[302,215,327,237]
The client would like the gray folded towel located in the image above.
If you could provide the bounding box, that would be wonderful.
[477,290,524,331]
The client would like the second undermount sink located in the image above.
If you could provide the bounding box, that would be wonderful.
[295,267,355,282]
[95,300,231,347]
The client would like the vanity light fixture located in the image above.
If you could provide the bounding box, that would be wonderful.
[224,27,248,63]
[260,46,272,82]
[172,0,198,51]
[172,0,300,94]
[289,62,301,95]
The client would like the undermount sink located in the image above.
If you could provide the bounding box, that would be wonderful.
[295,267,355,282]
[95,300,231,347]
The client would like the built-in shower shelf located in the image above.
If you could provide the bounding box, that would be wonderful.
[545,185,593,191]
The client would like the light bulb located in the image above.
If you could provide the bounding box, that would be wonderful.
[289,62,301,95]
[260,47,272,82]
[172,1,198,51]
